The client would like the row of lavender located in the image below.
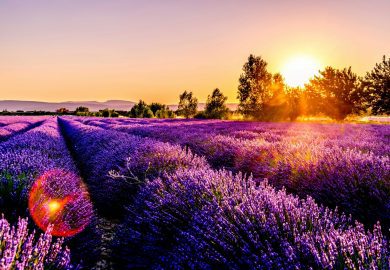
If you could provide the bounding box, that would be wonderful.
[0,117,100,269]
[59,117,390,269]
[0,116,46,142]
[79,117,390,233]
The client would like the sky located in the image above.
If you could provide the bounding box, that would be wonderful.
[0,0,389,103]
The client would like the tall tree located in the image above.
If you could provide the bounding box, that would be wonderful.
[204,88,229,119]
[237,54,273,119]
[363,55,390,115]
[129,100,153,118]
[177,90,198,118]
[305,66,363,120]
[149,103,166,116]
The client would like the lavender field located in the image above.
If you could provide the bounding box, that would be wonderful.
[0,116,389,269]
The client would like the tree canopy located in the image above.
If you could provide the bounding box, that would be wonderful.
[204,88,229,119]
[305,67,364,120]
[363,55,390,115]
[237,55,273,119]
[177,91,198,118]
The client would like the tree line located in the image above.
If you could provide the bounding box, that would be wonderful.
[237,54,389,120]
[50,54,389,120]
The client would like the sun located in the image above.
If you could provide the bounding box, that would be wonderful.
[281,55,321,87]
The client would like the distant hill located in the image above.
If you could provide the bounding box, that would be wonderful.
[0,100,135,112]
[0,100,238,112]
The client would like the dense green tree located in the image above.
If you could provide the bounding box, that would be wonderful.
[149,103,165,116]
[75,106,89,113]
[363,55,390,115]
[129,100,153,118]
[155,108,174,118]
[177,91,198,118]
[204,88,229,119]
[149,102,175,118]
[305,67,364,120]
[237,54,273,119]
[99,108,119,117]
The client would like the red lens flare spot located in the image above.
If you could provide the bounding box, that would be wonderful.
[28,169,93,237]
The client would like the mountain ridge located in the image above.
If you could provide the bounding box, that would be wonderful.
[0,100,238,112]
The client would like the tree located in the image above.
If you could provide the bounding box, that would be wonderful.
[155,107,175,118]
[74,106,90,116]
[177,91,198,118]
[149,103,174,118]
[149,103,166,116]
[75,106,89,113]
[363,55,390,115]
[305,66,364,120]
[262,73,289,121]
[129,100,153,118]
[285,87,304,121]
[99,108,118,117]
[204,88,229,119]
[237,54,273,119]
[56,108,69,114]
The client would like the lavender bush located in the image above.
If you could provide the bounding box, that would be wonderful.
[58,117,208,218]
[82,117,390,231]
[0,118,101,268]
[114,167,389,269]
[0,215,72,269]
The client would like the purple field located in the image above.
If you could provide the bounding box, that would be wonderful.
[0,116,389,269]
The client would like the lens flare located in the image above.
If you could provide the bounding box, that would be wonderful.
[28,169,93,237]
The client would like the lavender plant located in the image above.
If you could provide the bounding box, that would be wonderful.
[114,168,390,269]
[82,117,390,231]
[0,215,72,269]
[0,118,101,268]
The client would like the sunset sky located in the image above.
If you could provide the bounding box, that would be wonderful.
[1,0,389,104]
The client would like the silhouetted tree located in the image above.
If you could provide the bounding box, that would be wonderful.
[149,103,165,116]
[56,108,69,114]
[101,108,110,117]
[285,87,304,121]
[262,73,289,121]
[177,91,198,118]
[305,67,364,120]
[98,108,118,117]
[237,55,273,119]
[155,107,175,118]
[149,102,174,118]
[363,55,390,115]
[129,100,153,118]
[204,88,229,119]
[75,106,89,113]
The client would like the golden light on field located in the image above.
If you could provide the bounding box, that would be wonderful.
[281,56,321,87]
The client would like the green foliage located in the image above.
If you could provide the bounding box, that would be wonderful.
[155,108,175,118]
[150,103,175,118]
[98,108,119,117]
[305,67,364,120]
[75,106,89,113]
[363,55,390,115]
[237,55,273,119]
[204,88,229,119]
[129,100,154,118]
[177,91,198,118]
[0,171,31,222]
